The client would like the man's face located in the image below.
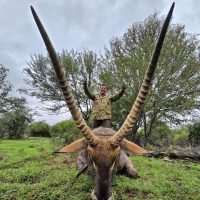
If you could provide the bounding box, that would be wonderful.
[99,85,107,96]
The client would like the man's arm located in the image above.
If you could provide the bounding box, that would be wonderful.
[110,84,126,102]
[83,81,96,101]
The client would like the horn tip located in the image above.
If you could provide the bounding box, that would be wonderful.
[30,5,35,15]
[30,5,38,17]
[171,2,175,10]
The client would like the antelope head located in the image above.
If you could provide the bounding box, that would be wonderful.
[31,3,174,199]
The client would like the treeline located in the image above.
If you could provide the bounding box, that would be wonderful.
[26,120,200,148]
[0,119,82,146]
[1,117,199,148]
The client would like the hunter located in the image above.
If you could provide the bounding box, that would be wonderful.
[84,81,126,128]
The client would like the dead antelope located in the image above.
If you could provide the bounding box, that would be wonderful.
[31,2,174,200]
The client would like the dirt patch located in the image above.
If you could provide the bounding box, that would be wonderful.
[125,188,138,198]
[125,188,152,199]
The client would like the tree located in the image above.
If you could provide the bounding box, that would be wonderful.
[0,66,33,139]
[0,97,33,139]
[100,13,200,142]
[0,65,12,113]
[22,50,99,122]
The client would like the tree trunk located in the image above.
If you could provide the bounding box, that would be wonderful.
[145,148,200,162]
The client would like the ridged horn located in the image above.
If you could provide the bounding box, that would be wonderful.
[30,6,98,146]
[111,2,175,146]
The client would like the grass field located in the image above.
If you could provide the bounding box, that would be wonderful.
[0,138,200,200]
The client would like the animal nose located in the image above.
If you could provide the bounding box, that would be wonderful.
[91,190,114,200]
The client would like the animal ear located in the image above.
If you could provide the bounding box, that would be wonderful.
[59,138,87,153]
[121,139,147,155]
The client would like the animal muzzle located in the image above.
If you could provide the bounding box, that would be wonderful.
[91,190,114,200]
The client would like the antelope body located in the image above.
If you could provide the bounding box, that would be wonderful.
[31,3,174,199]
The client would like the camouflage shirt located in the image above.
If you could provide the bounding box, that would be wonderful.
[83,82,126,120]
[92,95,112,120]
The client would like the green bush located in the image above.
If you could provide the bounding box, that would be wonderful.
[172,127,189,147]
[188,121,200,146]
[51,119,82,147]
[150,121,173,147]
[0,97,33,139]
[28,121,50,137]
[136,121,173,148]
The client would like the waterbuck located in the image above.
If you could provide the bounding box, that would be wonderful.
[31,2,174,199]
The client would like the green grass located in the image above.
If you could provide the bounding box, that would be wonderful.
[0,139,200,200]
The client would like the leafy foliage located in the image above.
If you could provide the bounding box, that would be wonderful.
[0,97,33,139]
[133,123,194,148]
[0,66,33,139]
[28,121,51,137]
[101,13,200,140]
[22,50,99,121]
[51,119,82,147]
[188,121,200,146]
[143,121,173,147]
[0,65,12,113]
[172,127,190,147]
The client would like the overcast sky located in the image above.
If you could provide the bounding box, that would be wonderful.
[1,0,200,125]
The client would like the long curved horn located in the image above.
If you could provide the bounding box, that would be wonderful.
[30,6,98,146]
[111,2,175,146]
